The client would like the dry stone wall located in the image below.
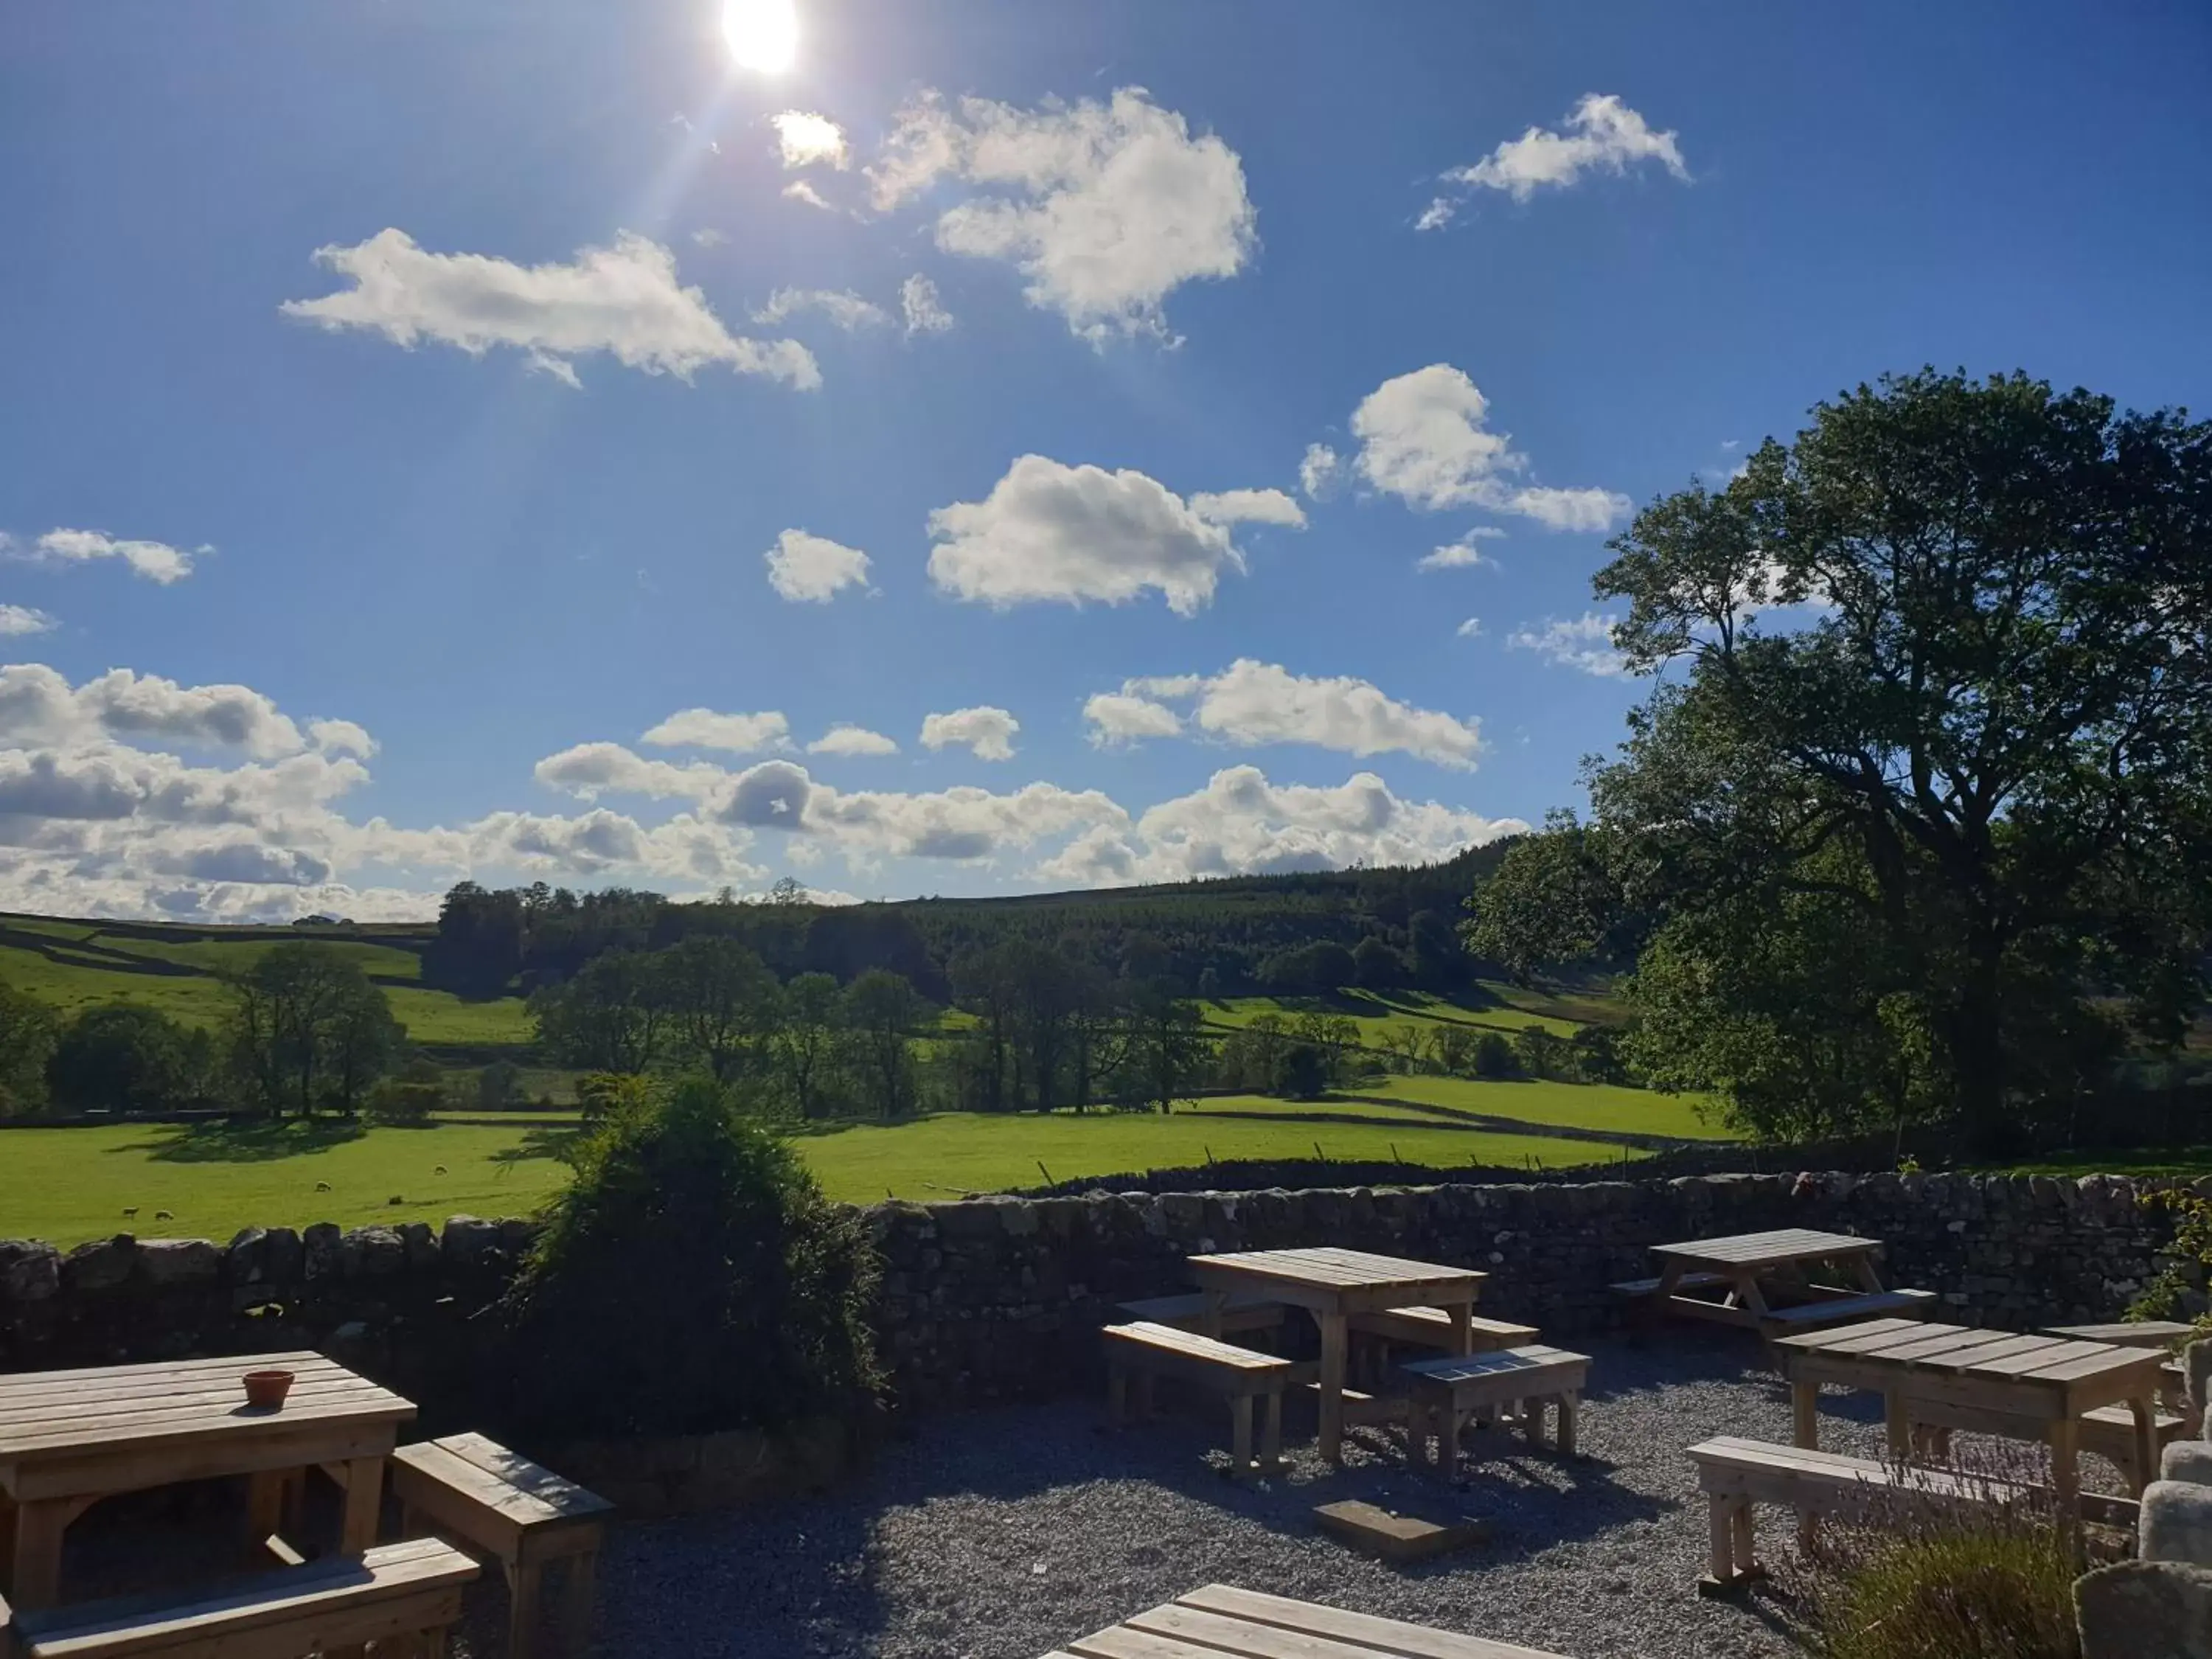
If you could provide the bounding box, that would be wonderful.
[0,1172,2194,1417]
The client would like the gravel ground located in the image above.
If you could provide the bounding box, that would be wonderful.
[583,1332,1935,1659]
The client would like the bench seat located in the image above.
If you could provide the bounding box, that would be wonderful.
[1608,1271,1730,1298]
[1103,1321,1292,1479]
[1115,1293,1284,1337]
[6,1538,476,1659]
[389,1433,611,1659]
[1760,1289,1939,1331]
[1348,1307,1539,1350]
[1686,1436,2000,1593]
[1399,1346,1591,1478]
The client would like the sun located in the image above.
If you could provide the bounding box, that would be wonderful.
[721,0,798,73]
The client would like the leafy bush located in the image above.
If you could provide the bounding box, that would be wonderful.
[2131,1186,2212,1332]
[1472,1031,1517,1077]
[48,1004,209,1112]
[365,1060,447,1125]
[498,1075,881,1439]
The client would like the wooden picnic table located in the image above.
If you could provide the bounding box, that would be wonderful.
[1046,1582,1571,1659]
[0,1349,415,1611]
[1643,1227,1926,1336]
[1186,1247,1486,1464]
[1775,1318,2168,1520]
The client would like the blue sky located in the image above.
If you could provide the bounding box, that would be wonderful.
[1,1,2206,920]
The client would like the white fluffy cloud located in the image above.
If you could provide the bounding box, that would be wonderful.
[752,288,890,332]
[867,88,1256,341]
[782,181,833,212]
[28,528,200,584]
[1036,767,1525,886]
[639,708,791,754]
[1190,489,1307,529]
[1299,443,1343,501]
[807,725,899,757]
[0,664,321,759]
[1083,692,1183,747]
[1419,93,1688,229]
[0,606,55,636]
[281,229,819,389]
[1508,613,1630,676]
[1349,365,1632,530]
[0,662,776,924]
[771,110,849,170]
[1089,660,1484,768]
[928,455,1273,615]
[1418,528,1504,571]
[920,706,1019,762]
[764,529,872,602]
[1456,617,1484,639]
[900,274,954,335]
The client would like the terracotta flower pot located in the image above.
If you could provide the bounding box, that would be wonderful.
[243,1368,295,1409]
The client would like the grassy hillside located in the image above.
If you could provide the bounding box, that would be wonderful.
[0,914,532,1048]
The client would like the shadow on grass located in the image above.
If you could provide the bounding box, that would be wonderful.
[119,1118,369,1164]
[486,1127,580,1169]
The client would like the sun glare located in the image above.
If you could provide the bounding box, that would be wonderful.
[722,0,799,74]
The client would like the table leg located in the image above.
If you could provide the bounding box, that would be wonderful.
[1448,1298,1473,1357]
[1883,1391,1912,1461]
[508,1559,545,1659]
[1231,1395,1254,1471]
[0,1489,15,1595]
[563,1551,599,1657]
[2049,1417,2081,1544]
[338,1455,385,1553]
[9,1497,74,1611]
[1851,1254,1888,1294]
[1200,1288,1225,1341]
[1559,1391,1579,1458]
[1261,1391,1282,1470]
[246,1468,288,1564]
[1318,1310,1348,1464]
[2129,1394,2160,1498]
[1791,1378,1819,1450]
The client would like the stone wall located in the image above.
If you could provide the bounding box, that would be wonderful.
[0,1172,2195,1419]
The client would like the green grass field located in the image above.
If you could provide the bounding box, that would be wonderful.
[0,1100,1648,1245]
[1346,1074,1733,1139]
[0,917,531,1048]
[1200,984,1597,1044]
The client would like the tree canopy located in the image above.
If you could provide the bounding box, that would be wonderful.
[1474,369,2212,1151]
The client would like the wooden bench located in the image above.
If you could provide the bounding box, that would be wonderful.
[388,1433,612,1659]
[1686,1436,2005,1595]
[1760,1288,1940,1334]
[1609,1270,1730,1300]
[1399,1346,1590,1478]
[1102,1321,1291,1479]
[1346,1307,1539,1388]
[1115,1293,1284,1339]
[3,1537,476,1658]
[1905,1400,2186,1495]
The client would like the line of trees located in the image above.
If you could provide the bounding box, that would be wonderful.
[0,942,411,1120]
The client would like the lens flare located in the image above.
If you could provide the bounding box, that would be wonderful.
[721,0,798,73]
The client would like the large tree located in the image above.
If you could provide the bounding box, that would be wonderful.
[224,942,405,1117]
[1567,369,2212,1150]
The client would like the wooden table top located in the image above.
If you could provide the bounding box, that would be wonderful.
[0,1351,416,1466]
[1775,1318,2168,1394]
[1187,1247,1486,1298]
[1651,1227,1882,1270]
[1048,1582,1568,1659]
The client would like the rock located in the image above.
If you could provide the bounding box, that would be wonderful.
[63,1235,135,1293]
[442,1215,498,1266]
[136,1239,219,1287]
[2143,1480,2212,1565]
[497,1219,536,1256]
[0,1239,60,1302]
[303,1222,343,1279]
[2188,1339,2212,1422]
[2166,1441,2212,1487]
[399,1222,439,1270]
[2076,1559,2212,1658]
[344,1227,406,1276]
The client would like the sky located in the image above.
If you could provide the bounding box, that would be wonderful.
[0,1,2207,922]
